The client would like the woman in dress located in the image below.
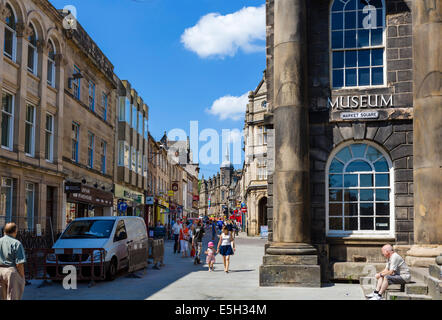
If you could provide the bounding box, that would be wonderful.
[216,226,236,273]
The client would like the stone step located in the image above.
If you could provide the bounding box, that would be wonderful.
[359,276,376,286]
[405,283,428,295]
[410,267,429,283]
[387,292,432,301]
[426,275,442,300]
[429,265,442,280]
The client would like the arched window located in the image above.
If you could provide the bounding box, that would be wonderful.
[47,40,56,87]
[326,142,394,237]
[27,23,38,75]
[4,3,17,61]
[330,0,385,88]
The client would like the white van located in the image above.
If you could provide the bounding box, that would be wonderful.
[47,216,148,280]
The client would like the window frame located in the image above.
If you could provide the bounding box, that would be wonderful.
[1,91,14,151]
[25,182,35,231]
[0,177,13,223]
[101,140,106,174]
[3,3,17,62]
[47,39,56,87]
[27,22,38,75]
[73,65,81,100]
[102,92,108,121]
[88,80,95,112]
[87,131,94,168]
[45,113,54,162]
[329,0,387,89]
[72,122,80,162]
[325,140,395,238]
[24,104,36,157]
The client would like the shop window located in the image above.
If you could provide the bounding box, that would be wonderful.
[1,92,14,150]
[0,177,13,224]
[25,104,35,157]
[330,0,385,88]
[27,23,38,75]
[47,40,56,87]
[326,142,393,237]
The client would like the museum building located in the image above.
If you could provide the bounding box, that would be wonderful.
[261,0,441,285]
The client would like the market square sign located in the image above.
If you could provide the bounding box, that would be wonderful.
[328,94,413,122]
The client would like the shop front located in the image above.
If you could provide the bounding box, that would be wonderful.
[155,197,169,225]
[114,184,144,217]
[65,182,114,224]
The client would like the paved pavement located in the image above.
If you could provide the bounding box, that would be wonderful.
[22,231,364,300]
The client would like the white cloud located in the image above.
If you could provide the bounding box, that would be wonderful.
[181,5,266,58]
[206,92,248,121]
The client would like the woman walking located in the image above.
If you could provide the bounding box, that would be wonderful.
[180,223,190,258]
[217,226,236,273]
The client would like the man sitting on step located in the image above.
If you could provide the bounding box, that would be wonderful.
[367,244,411,300]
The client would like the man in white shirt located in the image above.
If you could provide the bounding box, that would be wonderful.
[367,244,411,300]
[172,220,182,254]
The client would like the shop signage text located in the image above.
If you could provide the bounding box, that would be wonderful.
[341,111,379,120]
[328,94,393,110]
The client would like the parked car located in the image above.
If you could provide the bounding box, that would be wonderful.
[46,216,148,280]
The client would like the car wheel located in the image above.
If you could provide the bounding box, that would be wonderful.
[106,258,118,281]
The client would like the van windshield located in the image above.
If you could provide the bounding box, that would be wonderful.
[61,220,115,239]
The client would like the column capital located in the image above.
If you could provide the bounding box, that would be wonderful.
[37,39,51,54]
[16,22,33,38]
[0,3,11,24]
[54,53,68,66]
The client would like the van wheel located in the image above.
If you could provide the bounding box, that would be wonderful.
[106,258,118,281]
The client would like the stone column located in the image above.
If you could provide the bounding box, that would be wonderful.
[406,0,442,267]
[259,0,320,287]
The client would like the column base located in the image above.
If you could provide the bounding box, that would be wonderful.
[259,244,321,287]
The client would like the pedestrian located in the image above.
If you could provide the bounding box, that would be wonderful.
[211,221,216,241]
[188,225,195,258]
[216,219,224,236]
[235,221,240,236]
[216,226,236,273]
[180,223,189,258]
[205,242,216,272]
[226,220,234,238]
[0,223,26,300]
[367,244,412,300]
[172,220,182,254]
[193,221,205,265]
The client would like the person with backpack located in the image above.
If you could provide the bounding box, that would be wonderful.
[193,221,205,264]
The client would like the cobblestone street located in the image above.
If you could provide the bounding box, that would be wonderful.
[23,232,364,300]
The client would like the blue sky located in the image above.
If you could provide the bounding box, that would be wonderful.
[50,0,266,178]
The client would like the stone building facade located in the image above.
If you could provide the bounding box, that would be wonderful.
[243,75,270,236]
[260,0,441,286]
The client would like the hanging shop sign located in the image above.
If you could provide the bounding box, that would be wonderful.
[172,183,179,192]
[145,197,154,205]
[328,94,413,122]
[114,184,144,204]
[168,190,174,197]
[65,182,113,206]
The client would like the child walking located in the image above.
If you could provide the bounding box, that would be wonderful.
[205,242,216,272]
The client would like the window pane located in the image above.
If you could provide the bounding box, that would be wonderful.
[372,49,383,66]
[360,217,374,230]
[345,68,357,86]
[330,159,344,173]
[357,29,369,47]
[360,203,374,215]
[344,189,358,201]
[346,0,357,11]
[332,12,343,30]
[375,217,389,230]
[329,203,342,216]
[329,189,343,202]
[336,147,352,163]
[376,8,383,27]
[345,51,357,67]
[329,218,342,230]
[360,174,373,187]
[345,11,356,29]
[366,146,382,162]
[332,0,345,11]
[374,158,389,172]
[372,67,383,85]
[358,50,370,66]
[333,69,344,87]
[346,160,372,172]
[351,143,367,157]
[329,174,343,188]
[359,68,370,85]
[376,203,389,216]
[345,30,357,48]
[371,0,383,9]
[371,27,383,45]
[344,217,358,230]
[333,51,344,68]
[332,31,344,49]
[375,174,389,186]
[376,189,389,201]
[360,189,374,201]
[344,174,358,187]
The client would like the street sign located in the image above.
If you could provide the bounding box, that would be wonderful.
[168,190,174,197]
[145,197,154,205]
[118,201,128,212]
